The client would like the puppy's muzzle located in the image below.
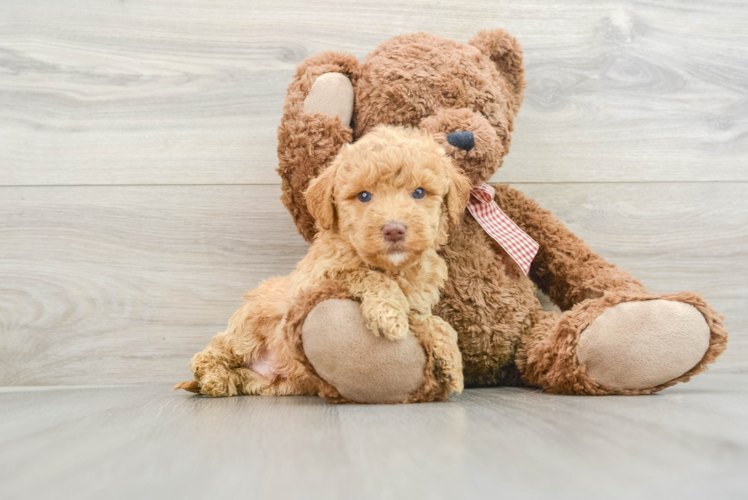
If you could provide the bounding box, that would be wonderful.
[382,221,407,243]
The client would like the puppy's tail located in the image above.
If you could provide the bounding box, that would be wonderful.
[172,380,201,393]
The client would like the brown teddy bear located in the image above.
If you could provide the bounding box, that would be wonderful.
[275,29,728,403]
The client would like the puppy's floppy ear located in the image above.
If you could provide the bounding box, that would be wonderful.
[445,163,473,226]
[305,160,338,231]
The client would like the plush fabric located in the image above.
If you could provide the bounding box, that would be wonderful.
[275,29,728,400]
[577,300,711,390]
[303,299,426,403]
[303,72,354,126]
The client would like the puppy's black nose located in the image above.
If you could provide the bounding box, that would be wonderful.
[382,221,406,243]
[446,130,474,151]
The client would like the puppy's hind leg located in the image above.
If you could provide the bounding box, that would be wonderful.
[174,275,295,396]
[182,335,271,397]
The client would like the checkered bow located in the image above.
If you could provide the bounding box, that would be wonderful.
[466,183,539,276]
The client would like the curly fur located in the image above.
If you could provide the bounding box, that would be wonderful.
[178,126,470,399]
[516,290,727,395]
[276,29,727,396]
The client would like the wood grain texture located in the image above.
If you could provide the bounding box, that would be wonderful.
[0,183,745,386]
[1,0,747,185]
[1,374,747,499]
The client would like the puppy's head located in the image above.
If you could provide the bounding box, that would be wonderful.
[305,125,472,270]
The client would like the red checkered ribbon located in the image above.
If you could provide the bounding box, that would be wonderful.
[467,183,539,275]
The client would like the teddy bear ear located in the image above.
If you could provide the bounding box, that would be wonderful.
[468,29,526,115]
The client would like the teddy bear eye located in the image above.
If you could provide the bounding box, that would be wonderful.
[412,188,425,199]
[357,191,372,203]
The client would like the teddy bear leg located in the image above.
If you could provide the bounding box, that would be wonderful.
[284,281,461,403]
[576,299,710,390]
[301,299,428,403]
[516,293,727,395]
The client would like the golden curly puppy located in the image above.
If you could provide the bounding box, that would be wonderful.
[175,125,472,402]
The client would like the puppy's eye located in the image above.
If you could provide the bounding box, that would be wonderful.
[481,112,488,119]
[357,191,372,203]
[412,188,425,199]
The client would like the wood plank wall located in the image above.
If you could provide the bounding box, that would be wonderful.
[1,0,746,385]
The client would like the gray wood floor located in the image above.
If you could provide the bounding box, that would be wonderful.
[1,373,747,500]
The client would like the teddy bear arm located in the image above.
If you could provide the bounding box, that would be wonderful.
[491,183,647,311]
[277,52,360,243]
[278,119,350,242]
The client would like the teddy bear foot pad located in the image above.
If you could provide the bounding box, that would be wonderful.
[578,300,711,390]
[302,299,427,403]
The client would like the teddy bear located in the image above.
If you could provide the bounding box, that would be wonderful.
[274,29,728,403]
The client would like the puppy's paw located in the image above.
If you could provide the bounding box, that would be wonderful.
[363,303,410,340]
[381,312,410,341]
[196,375,234,397]
[189,362,239,397]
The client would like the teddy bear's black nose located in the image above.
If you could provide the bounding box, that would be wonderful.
[446,130,474,152]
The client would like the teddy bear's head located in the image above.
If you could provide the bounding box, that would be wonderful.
[279,29,526,242]
[353,30,526,186]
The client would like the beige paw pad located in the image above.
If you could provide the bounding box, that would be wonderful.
[578,300,710,390]
[302,299,426,403]
[303,72,354,125]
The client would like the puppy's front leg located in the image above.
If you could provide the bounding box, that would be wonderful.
[424,315,464,394]
[343,270,410,340]
[405,314,464,401]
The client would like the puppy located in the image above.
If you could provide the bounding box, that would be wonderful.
[175,125,472,400]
